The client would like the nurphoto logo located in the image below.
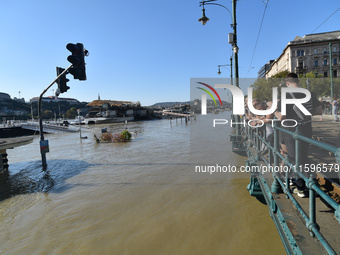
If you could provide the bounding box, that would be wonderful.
[196,82,223,115]
[195,81,312,128]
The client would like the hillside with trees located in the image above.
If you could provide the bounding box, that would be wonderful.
[0,98,89,120]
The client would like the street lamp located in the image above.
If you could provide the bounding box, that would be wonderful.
[198,6,209,25]
[217,66,221,75]
[198,0,232,25]
[217,56,233,81]
[198,0,243,152]
[198,0,239,88]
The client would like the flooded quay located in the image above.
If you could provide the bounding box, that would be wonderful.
[0,116,285,255]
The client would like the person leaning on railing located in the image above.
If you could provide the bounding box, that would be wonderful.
[274,72,323,197]
[247,100,275,154]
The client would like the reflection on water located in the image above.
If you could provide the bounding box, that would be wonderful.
[0,118,285,255]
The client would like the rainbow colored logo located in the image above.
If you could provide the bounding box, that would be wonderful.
[196,82,223,108]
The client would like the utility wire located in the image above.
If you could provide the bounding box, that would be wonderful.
[310,7,340,34]
[246,0,269,78]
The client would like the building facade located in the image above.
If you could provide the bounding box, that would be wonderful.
[258,60,274,78]
[266,30,340,78]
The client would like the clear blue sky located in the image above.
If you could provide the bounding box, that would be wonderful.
[0,0,339,106]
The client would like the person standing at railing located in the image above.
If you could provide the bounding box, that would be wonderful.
[331,97,339,122]
[274,73,323,197]
[248,100,275,154]
[318,99,324,121]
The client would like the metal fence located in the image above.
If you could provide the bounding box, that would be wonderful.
[243,120,340,255]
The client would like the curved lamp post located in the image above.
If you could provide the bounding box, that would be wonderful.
[198,0,242,151]
[198,0,232,25]
[217,56,233,82]
[198,0,238,88]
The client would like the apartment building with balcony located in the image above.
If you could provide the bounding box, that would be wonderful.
[265,30,340,78]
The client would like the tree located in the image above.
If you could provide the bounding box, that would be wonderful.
[251,71,340,101]
[251,77,283,102]
[272,70,289,78]
[66,107,77,119]
[298,72,340,98]
[42,110,53,119]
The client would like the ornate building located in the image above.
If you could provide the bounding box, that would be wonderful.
[265,30,340,78]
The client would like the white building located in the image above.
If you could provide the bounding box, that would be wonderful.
[266,30,340,78]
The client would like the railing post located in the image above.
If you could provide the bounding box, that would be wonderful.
[271,120,282,193]
[255,127,259,152]
[306,173,319,237]
[249,123,252,141]
[294,125,301,176]
[287,125,301,191]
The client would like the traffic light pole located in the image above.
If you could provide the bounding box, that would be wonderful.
[38,64,72,170]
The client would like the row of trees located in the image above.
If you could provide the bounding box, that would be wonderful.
[0,98,89,120]
[251,71,340,102]
[41,107,80,119]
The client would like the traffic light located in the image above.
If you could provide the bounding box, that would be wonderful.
[56,67,70,93]
[66,43,87,81]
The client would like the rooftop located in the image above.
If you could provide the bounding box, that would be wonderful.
[87,100,134,107]
[290,30,340,44]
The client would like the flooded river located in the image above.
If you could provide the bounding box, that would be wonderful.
[0,115,285,254]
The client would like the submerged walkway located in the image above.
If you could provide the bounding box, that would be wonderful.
[0,136,34,150]
[0,136,34,173]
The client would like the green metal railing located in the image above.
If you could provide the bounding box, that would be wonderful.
[243,120,340,255]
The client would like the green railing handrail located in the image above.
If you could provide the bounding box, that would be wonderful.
[273,125,339,211]
[276,125,338,154]
[243,120,340,255]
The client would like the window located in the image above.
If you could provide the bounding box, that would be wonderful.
[314,59,318,67]
[298,61,303,68]
[324,48,327,54]
[333,46,337,53]
[324,71,328,77]
[297,49,304,56]
[323,59,328,66]
[314,49,318,54]
[333,58,337,65]
[334,70,338,78]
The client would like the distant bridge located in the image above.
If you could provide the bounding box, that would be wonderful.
[153,111,191,118]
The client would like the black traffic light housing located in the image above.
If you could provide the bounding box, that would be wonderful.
[66,43,87,81]
[56,67,70,93]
